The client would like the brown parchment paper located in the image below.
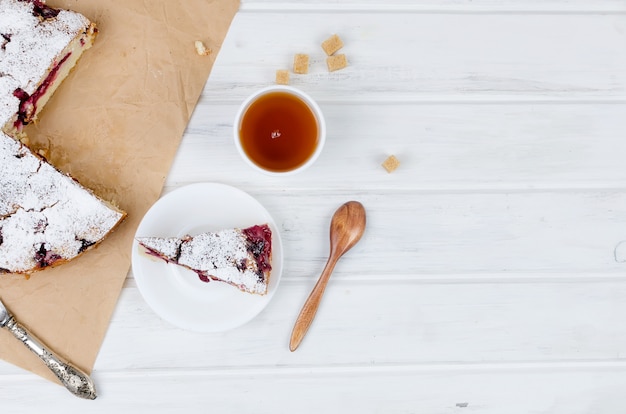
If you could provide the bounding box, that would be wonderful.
[0,0,239,384]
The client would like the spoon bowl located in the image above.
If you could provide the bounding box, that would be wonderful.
[289,201,366,351]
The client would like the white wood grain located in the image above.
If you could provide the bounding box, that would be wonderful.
[1,1,625,412]
[140,190,626,276]
[4,364,626,413]
[172,102,626,189]
[240,0,626,13]
[206,13,626,102]
[95,281,626,371]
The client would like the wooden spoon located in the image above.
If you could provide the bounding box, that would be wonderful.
[289,201,366,351]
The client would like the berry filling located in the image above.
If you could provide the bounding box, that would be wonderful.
[13,52,72,131]
[1,33,11,50]
[26,0,61,20]
[197,273,211,283]
[34,243,62,268]
[77,238,96,253]
[243,224,272,277]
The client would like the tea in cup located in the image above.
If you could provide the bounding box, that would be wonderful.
[234,86,326,175]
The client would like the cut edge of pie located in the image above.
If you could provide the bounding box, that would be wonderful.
[0,0,126,274]
[1,0,98,137]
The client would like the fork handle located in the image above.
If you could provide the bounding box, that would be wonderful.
[3,315,97,399]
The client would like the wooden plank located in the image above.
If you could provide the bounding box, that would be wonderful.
[240,0,626,13]
[2,363,626,412]
[204,13,626,102]
[137,189,626,275]
[173,103,626,189]
[95,281,626,370]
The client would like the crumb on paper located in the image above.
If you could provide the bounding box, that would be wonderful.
[275,69,290,85]
[327,54,348,72]
[382,155,400,173]
[194,40,211,56]
[321,34,344,56]
[293,53,310,74]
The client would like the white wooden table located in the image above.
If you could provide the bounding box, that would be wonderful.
[2,0,626,412]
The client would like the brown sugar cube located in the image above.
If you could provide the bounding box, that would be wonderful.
[326,54,348,72]
[275,69,290,85]
[382,155,400,173]
[293,53,309,74]
[321,34,344,56]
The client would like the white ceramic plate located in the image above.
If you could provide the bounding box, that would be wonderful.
[131,183,283,332]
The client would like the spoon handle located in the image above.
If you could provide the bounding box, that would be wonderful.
[289,257,337,351]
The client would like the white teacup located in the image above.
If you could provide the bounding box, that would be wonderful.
[233,85,326,176]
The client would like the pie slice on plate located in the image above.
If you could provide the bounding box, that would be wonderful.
[137,224,273,295]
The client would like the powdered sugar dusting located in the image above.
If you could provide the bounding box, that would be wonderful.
[179,229,267,294]
[136,237,181,262]
[0,1,124,273]
[0,132,125,273]
[0,76,20,129]
[0,0,92,127]
[137,226,272,295]
[180,230,251,271]
[0,0,90,91]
